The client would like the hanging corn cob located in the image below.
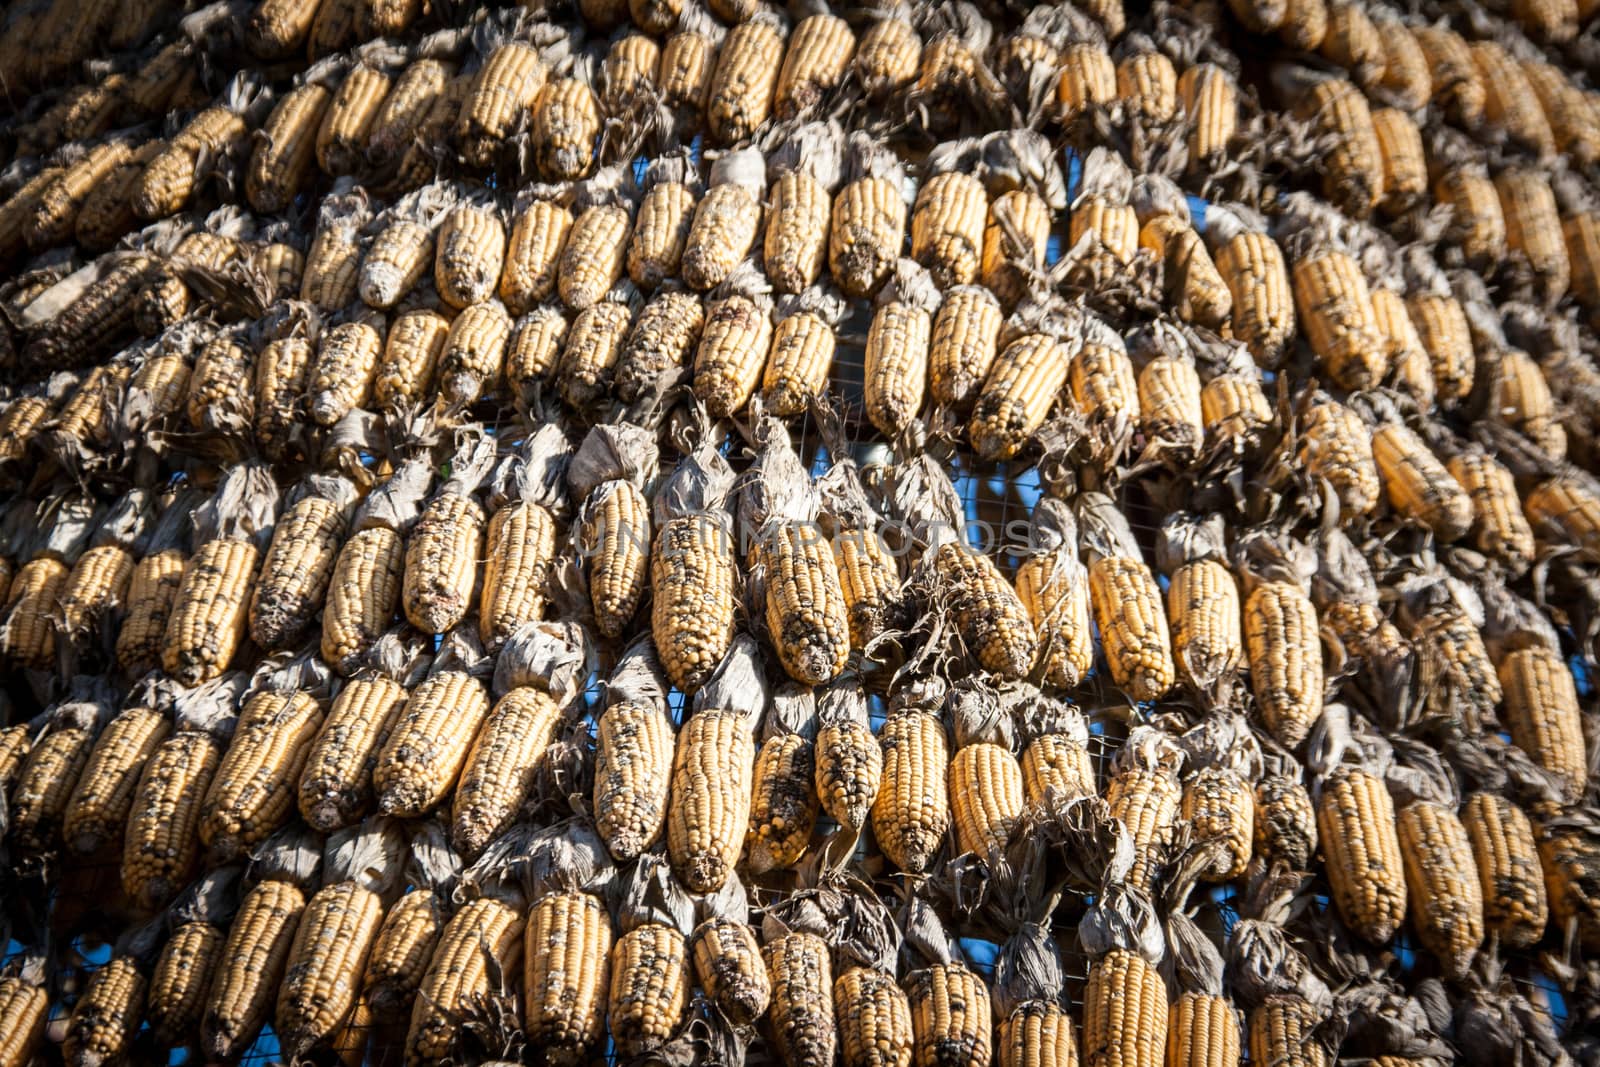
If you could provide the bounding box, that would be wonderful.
[562,164,638,311]
[134,73,269,221]
[1371,107,1426,216]
[1472,41,1555,160]
[914,3,1002,135]
[863,259,941,440]
[1233,531,1325,750]
[531,54,603,182]
[774,12,854,119]
[1413,23,1485,129]
[683,148,766,292]
[594,637,676,861]
[61,687,173,858]
[1445,448,1536,575]
[1247,996,1328,1067]
[162,464,280,685]
[831,132,912,298]
[1070,312,1141,470]
[1133,177,1231,332]
[1462,792,1548,950]
[147,870,238,1046]
[404,433,495,635]
[690,261,775,419]
[1315,751,1407,944]
[747,689,820,874]
[320,458,427,675]
[247,476,359,651]
[1103,727,1184,891]
[456,19,560,169]
[62,926,159,1067]
[8,681,117,854]
[1430,142,1505,271]
[375,633,494,818]
[761,284,846,418]
[435,188,509,310]
[1019,697,1096,817]
[651,438,737,692]
[1497,168,1570,306]
[200,684,326,862]
[1486,348,1566,460]
[856,7,922,102]
[1205,203,1294,369]
[303,181,376,311]
[500,187,574,315]
[404,888,524,1064]
[814,682,883,831]
[668,647,759,891]
[707,9,786,144]
[1011,498,1092,690]
[317,45,405,178]
[1079,492,1175,702]
[1157,512,1243,694]
[1399,568,1501,737]
[913,156,988,290]
[1501,644,1587,801]
[1525,58,1600,166]
[396,71,474,192]
[1357,396,1472,541]
[609,856,694,1059]
[969,299,1079,460]
[53,493,149,652]
[1390,759,1484,979]
[764,903,839,1067]
[367,51,457,171]
[364,822,460,1021]
[604,32,661,118]
[902,903,994,1067]
[660,2,726,134]
[627,149,700,291]
[361,184,452,310]
[480,427,571,652]
[814,420,903,655]
[436,298,514,410]
[1279,196,1386,391]
[1082,887,1170,1067]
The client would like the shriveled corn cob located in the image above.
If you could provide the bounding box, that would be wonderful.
[23,256,152,373]
[248,83,333,214]
[1318,767,1407,943]
[436,201,508,310]
[162,538,260,684]
[668,708,754,892]
[950,741,1024,859]
[1405,293,1473,404]
[1501,646,1586,801]
[1248,997,1326,1067]
[365,890,442,1020]
[404,494,486,634]
[249,497,347,652]
[609,924,691,1058]
[980,190,1051,310]
[659,11,721,127]
[63,956,146,1067]
[1117,50,1179,123]
[299,676,408,831]
[122,732,221,907]
[856,16,921,99]
[1371,423,1472,541]
[26,141,133,252]
[581,480,651,638]
[1254,774,1317,870]
[376,310,449,409]
[936,542,1037,679]
[451,687,561,857]
[322,528,404,674]
[594,694,675,860]
[1463,792,1548,950]
[693,277,774,418]
[1413,25,1485,129]
[684,169,766,293]
[396,74,473,191]
[368,58,453,167]
[1298,400,1379,520]
[1447,452,1536,572]
[760,522,851,685]
[501,199,572,315]
[775,13,853,119]
[748,732,819,873]
[1183,767,1255,881]
[134,105,250,221]
[531,77,602,181]
[1499,170,1570,303]
[1139,216,1231,331]
[1167,559,1243,691]
[149,922,224,1045]
[1084,950,1168,1067]
[438,299,513,408]
[765,932,837,1067]
[652,514,736,692]
[524,891,613,1062]
[906,963,992,1067]
[864,280,936,439]
[203,880,308,1060]
[1409,598,1500,732]
[1395,799,1483,978]
[276,880,386,1057]
[831,155,909,299]
[1107,765,1182,892]
[559,300,633,410]
[1090,556,1176,702]
[1525,60,1600,166]
[405,898,523,1066]
[691,919,769,1026]
[1293,248,1386,390]
[707,15,785,144]
[1373,108,1426,215]
[816,718,881,833]
[872,709,950,873]
[835,967,912,1067]
[1538,820,1600,951]
[361,217,436,311]
[1473,42,1555,158]
[62,706,171,856]
[376,671,492,817]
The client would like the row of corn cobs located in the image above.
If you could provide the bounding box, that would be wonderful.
[0,0,1598,1063]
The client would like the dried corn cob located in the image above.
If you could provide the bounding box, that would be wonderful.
[322,527,405,674]
[775,13,853,119]
[163,536,262,685]
[276,863,389,1058]
[660,4,723,129]
[913,171,987,289]
[366,891,444,1021]
[458,40,548,168]
[814,688,882,830]
[303,184,374,310]
[1413,25,1484,129]
[531,72,602,182]
[63,956,147,1067]
[863,261,939,438]
[1488,349,1565,458]
[692,264,774,418]
[981,190,1052,310]
[500,194,572,315]
[1525,59,1600,165]
[367,57,453,168]
[404,490,488,636]
[361,194,442,311]
[609,923,691,1058]
[248,0,321,57]
[1291,244,1387,390]
[201,690,323,861]
[1370,422,1472,541]
[436,195,508,309]
[562,169,635,310]
[1254,773,1317,870]
[1398,798,1484,978]
[1239,563,1324,750]
[594,643,675,861]
[1081,495,1174,701]
[856,15,921,99]
[63,705,171,856]
[762,286,843,416]
[248,80,335,214]
[300,674,409,831]
[707,13,785,144]
[203,879,308,1059]
[969,325,1073,461]
[669,707,754,892]
[1105,729,1183,891]
[1135,189,1231,332]
[439,299,513,408]
[765,932,837,1067]
[376,310,449,409]
[1248,997,1326,1067]
[1209,207,1294,368]
[831,133,910,298]
[1526,475,1600,559]
[1084,948,1168,1067]
[1502,645,1586,801]
[684,150,766,292]
[396,73,473,191]
[405,898,523,1065]
[452,688,561,858]
[149,922,225,1045]
[747,730,819,873]
[929,285,1004,411]
[1435,170,1505,268]
[1498,170,1570,303]
[123,731,222,908]
[1447,451,1537,573]
[604,34,660,115]
[1463,792,1548,950]
[523,890,613,1062]
[1472,42,1554,159]
[133,91,254,221]
[872,705,950,873]
[950,741,1025,859]
[907,962,992,1067]
[249,488,351,651]
[376,670,492,817]
[1016,499,1094,690]
[1405,292,1474,404]
[1373,108,1426,215]
[1318,765,1407,943]
[835,966,913,1067]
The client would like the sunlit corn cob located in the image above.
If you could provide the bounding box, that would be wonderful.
[653,514,736,692]
[1473,42,1554,159]
[1057,42,1116,123]
[500,199,572,315]
[275,879,386,1058]
[1463,792,1548,950]
[949,741,1024,860]
[481,497,558,653]
[248,83,333,213]
[928,286,1003,411]
[62,706,170,856]
[365,890,442,1021]
[1297,399,1379,521]
[686,171,767,294]
[1254,773,1317,871]
[375,671,492,817]
[1537,817,1600,950]
[299,676,408,832]
[0,395,54,465]
[1370,423,1472,541]
[969,330,1071,460]
[765,932,836,1067]
[1318,2,1384,89]
[562,202,632,311]
[1107,767,1182,892]
[303,206,367,312]
[856,15,920,99]
[1001,1001,1079,1067]
[762,291,840,416]
[912,172,987,289]
[707,14,784,144]
[1413,25,1484,128]
[436,200,508,310]
[1084,950,1168,1067]
[559,299,633,410]
[452,687,561,857]
[774,13,853,119]
[162,536,260,684]
[0,723,30,794]
[906,962,992,1067]
[1166,992,1239,1067]
[0,556,67,670]
[531,76,602,182]
[1447,452,1536,572]
[1397,799,1484,978]
[26,140,133,252]
[9,717,98,853]
[1498,170,1570,303]
[1525,59,1600,165]
[201,691,323,861]
[63,956,146,1067]
[682,921,763,1031]
[1212,229,1294,367]
[1244,580,1324,750]
[250,496,347,652]
[405,898,523,1066]
[375,310,449,410]
[747,732,818,873]
[816,718,881,835]
[437,299,513,408]
[834,966,912,1067]
[134,104,250,221]
[766,166,838,295]
[580,480,650,639]
[56,542,134,638]
[1435,171,1505,267]
[668,708,754,892]
[629,177,697,290]
[361,217,436,311]
[1166,559,1243,691]
[609,924,691,1058]
[507,307,570,399]
[1525,476,1600,559]
[1513,0,1578,41]
[871,708,949,873]
[322,527,404,674]
[659,9,721,127]
[149,922,224,1045]
[0,165,65,265]
[864,279,938,439]
[311,321,383,426]
[1501,645,1586,801]
[594,693,674,861]
[203,879,308,1059]
[757,522,850,685]
[1317,766,1407,943]
[0,973,47,1066]
[248,0,319,57]
[1293,247,1386,389]
[1404,292,1473,404]
[1179,63,1237,165]
[458,41,548,169]
[121,731,220,908]
[1489,349,1565,458]
[1409,598,1500,733]
[604,34,660,114]
[523,890,613,1063]
[1022,730,1096,811]
[1016,549,1094,691]
[23,255,151,373]
[930,541,1035,679]
[831,151,909,299]
[1070,319,1141,451]
[1090,556,1175,702]
[693,275,774,418]
[980,190,1051,310]
[404,493,486,634]
[1372,108,1426,215]
[367,58,453,168]
[1247,997,1325,1067]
